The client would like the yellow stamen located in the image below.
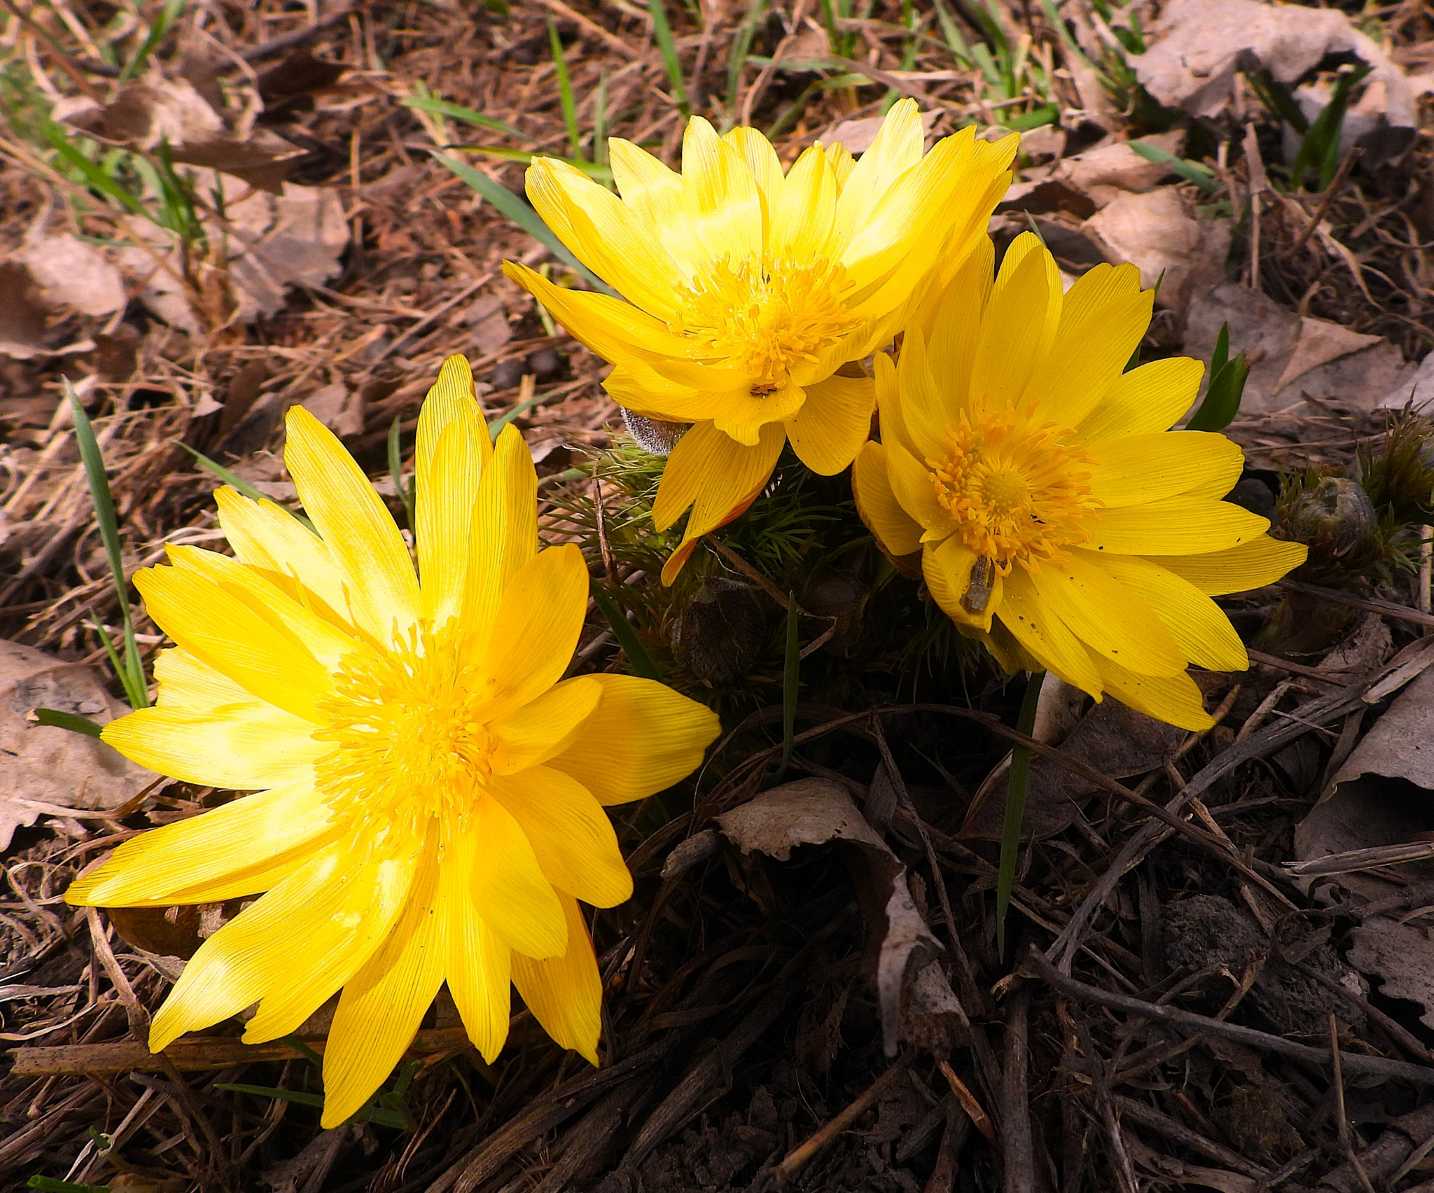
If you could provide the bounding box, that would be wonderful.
[314,623,491,838]
[928,410,1099,571]
[670,257,858,393]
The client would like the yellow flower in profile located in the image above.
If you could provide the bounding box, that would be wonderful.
[853,235,1307,729]
[66,356,720,1127]
[504,100,1017,583]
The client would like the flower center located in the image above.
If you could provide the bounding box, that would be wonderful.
[928,410,1099,572]
[313,624,489,840]
[671,257,858,394]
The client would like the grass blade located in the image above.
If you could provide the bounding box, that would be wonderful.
[215,1083,410,1129]
[176,443,315,531]
[430,150,613,294]
[547,20,582,159]
[591,586,663,680]
[31,708,104,737]
[401,93,524,138]
[996,669,1043,959]
[648,0,691,117]
[64,381,148,709]
[387,415,415,534]
[118,0,187,83]
[1129,140,1220,195]
[781,598,799,769]
[1291,64,1369,191]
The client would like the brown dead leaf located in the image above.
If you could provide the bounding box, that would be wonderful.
[1347,917,1434,1032]
[16,234,127,319]
[707,778,963,1055]
[1185,283,1412,417]
[463,293,514,356]
[0,639,149,852]
[54,76,303,192]
[1134,0,1416,155]
[114,179,348,332]
[304,381,365,437]
[1083,187,1232,311]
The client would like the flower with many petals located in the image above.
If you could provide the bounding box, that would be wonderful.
[853,235,1307,728]
[505,100,1017,583]
[67,356,720,1126]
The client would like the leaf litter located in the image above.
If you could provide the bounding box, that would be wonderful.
[1,0,1434,1190]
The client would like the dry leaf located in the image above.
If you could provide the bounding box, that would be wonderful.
[304,381,365,437]
[707,778,964,1055]
[16,234,127,319]
[0,639,148,852]
[1134,0,1416,156]
[1083,187,1232,310]
[1381,350,1434,411]
[1348,917,1434,1031]
[54,76,303,192]
[1185,283,1411,417]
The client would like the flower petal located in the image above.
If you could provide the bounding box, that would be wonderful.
[785,372,874,475]
[524,157,682,318]
[511,895,602,1064]
[441,834,512,1063]
[883,439,946,533]
[1027,552,1187,677]
[650,420,785,584]
[134,561,333,721]
[546,674,720,805]
[462,424,538,660]
[1155,536,1308,595]
[149,844,346,1050]
[680,116,762,270]
[1093,553,1249,671]
[1078,357,1204,441]
[852,441,921,558]
[1084,498,1269,556]
[1026,263,1151,427]
[469,793,567,959]
[244,848,420,1045]
[995,567,1103,696]
[284,406,420,645]
[213,487,349,620]
[969,232,1062,411]
[320,848,446,1128]
[918,236,994,413]
[489,766,632,908]
[1086,431,1244,507]
[100,703,322,792]
[475,543,588,718]
[66,784,333,908]
[771,144,838,262]
[1096,656,1214,731]
[417,355,489,626]
[491,677,603,775]
[923,535,1002,631]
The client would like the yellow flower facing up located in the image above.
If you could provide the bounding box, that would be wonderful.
[67,356,720,1127]
[504,100,1017,583]
[853,235,1308,729]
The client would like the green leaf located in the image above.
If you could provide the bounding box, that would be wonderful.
[450,144,611,183]
[430,151,613,295]
[648,0,691,117]
[781,598,799,769]
[118,0,187,83]
[215,1083,410,1129]
[1186,323,1249,432]
[591,586,663,680]
[996,670,1043,959]
[64,381,148,710]
[401,94,523,137]
[26,1178,111,1192]
[547,20,582,160]
[1129,140,1220,195]
[32,708,104,738]
[176,443,316,532]
[387,416,414,534]
[1291,64,1369,191]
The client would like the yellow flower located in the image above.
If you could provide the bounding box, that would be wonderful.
[853,235,1307,729]
[66,356,720,1127]
[504,100,1017,583]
